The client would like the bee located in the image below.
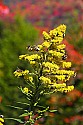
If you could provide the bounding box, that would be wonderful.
[26,45,33,51]
[0,115,4,125]
[63,33,65,38]
[16,67,22,72]
[62,54,67,60]
[56,32,65,38]
[26,45,40,51]
[73,72,77,78]
[34,46,40,51]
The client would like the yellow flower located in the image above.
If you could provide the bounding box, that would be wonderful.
[30,61,36,65]
[24,74,29,80]
[24,75,33,82]
[38,45,43,50]
[23,87,29,94]
[28,76,33,82]
[67,85,74,92]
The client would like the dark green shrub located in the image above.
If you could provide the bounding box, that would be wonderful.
[0,16,39,125]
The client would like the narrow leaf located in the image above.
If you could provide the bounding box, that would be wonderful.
[6,105,23,110]
[5,118,24,123]
[19,113,29,117]
[49,109,57,112]
[15,101,30,106]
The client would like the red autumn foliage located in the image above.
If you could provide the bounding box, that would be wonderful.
[9,0,83,29]
[64,115,83,123]
[67,89,82,101]
[63,40,83,65]
[0,3,9,15]
[7,0,83,66]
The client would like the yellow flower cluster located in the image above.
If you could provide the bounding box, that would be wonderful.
[48,82,74,93]
[42,31,51,40]
[48,50,64,58]
[52,83,66,88]
[49,24,66,38]
[51,37,63,44]
[14,24,75,94]
[62,61,72,68]
[39,76,51,84]
[40,24,74,92]
[57,44,66,51]
[19,54,41,61]
[19,54,41,65]
[55,85,74,93]
[42,41,51,48]
[42,62,59,70]
[55,75,66,81]
[14,70,29,77]
[55,70,74,76]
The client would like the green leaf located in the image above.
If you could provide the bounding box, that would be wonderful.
[49,109,57,112]
[6,105,23,110]
[26,81,35,89]
[34,102,38,106]
[5,118,24,123]
[37,105,46,109]
[19,113,29,117]
[15,101,30,106]
[36,115,42,120]
[27,97,31,101]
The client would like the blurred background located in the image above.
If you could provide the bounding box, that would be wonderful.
[0,0,83,125]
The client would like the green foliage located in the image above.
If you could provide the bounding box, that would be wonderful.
[0,16,38,125]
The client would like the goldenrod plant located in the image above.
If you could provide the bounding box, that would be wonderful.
[8,24,75,125]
